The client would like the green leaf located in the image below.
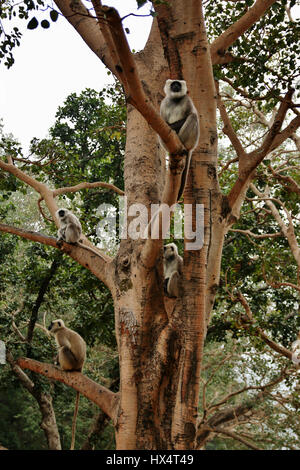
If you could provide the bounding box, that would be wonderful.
[50,10,59,22]
[41,19,50,29]
[27,17,38,30]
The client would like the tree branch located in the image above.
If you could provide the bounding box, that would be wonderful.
[210,0,277,65]
[269,114,300,152]
[0,159,114,287]
[27,256,61,344]
[268,166,300,196]
[53,181,124,197]
[216,82,246,159]
[197,367,288,448]
[262,265,300,293]
[6,351,62,450]
[227,90,299,214]
[102,6,185,157]
[53,0,121,80]
[249,184,300,268]
[0,223,113,288]
[236,291,293,360]
[17,358,119,421]
[206,425,262,450]
[229,228,282,239]
[96,6,187,268]
[259,89,294,155]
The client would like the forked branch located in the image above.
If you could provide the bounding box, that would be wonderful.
[210,0,277,65]
[236,291,293,360]
[101,6,185,157]
[0,159,113,283]
[53,0,120,79]
[17,358,119,421]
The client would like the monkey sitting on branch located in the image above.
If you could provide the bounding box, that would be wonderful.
[56,208,105,259]
[48,319,86,450]
[160,79,200,201]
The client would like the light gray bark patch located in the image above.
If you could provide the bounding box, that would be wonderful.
[119,308,139,345]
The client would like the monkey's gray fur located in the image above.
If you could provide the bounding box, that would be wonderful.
[163,243,183,298]
[160,79,199,201]
[48,318,86,371]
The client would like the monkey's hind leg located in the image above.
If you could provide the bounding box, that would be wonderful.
[167,271,180,298]
[59,346,80,371]
[178,113,199,150]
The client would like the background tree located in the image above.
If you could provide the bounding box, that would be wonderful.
[0,0,299,450]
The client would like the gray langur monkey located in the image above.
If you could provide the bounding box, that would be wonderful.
[48,319,86,450]
[163,243,183,298]
[56,208,105,259]
[160,79,200,201]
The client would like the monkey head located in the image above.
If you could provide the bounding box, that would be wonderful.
[164,79,187,99]
[163,243,179,261]
[56,208,69,221]
[48,319,65,333]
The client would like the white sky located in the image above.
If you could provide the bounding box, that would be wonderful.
[0,1,153,152]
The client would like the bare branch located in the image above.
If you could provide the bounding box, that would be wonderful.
[227,90,299,214]
[269,114,300,152]
[53,0,120,80]
[249,184,300,268]
[206,425,262,450]
[90,0,126,86]
[0,159,48,195]
[229,228,282,239]
[211,0,277,65]
[236,291,293,360]
[102,7,185,158]
[17,358,119,421]
[262,265,300,293]
[53,181,124,197]
[0,223,59,248]
[6,351,35,392]
[7,351,62,449]
[0,160,114,287]
[218,156,239,176]
[37,197,53,222]
[259,89,294,155]
[0,223,113,288]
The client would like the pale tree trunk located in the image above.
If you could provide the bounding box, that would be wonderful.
[109,1,218,449]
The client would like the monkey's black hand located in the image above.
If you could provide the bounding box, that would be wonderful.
[57,238,64,248]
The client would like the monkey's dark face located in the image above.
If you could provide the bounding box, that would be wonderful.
[48,320,63,332]
[164,243,177,261]
[58,209,65,218]
[170,81,181,93]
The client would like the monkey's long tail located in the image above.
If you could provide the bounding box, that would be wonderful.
[177,151,192,202]
[70,391,80,450]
